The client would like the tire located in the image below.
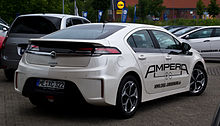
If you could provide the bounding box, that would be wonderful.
[116,75,141,118]
[4,69,15,81]
[189,65,208,96]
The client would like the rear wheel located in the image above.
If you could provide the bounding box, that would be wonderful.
[116,75,141,118]
[189,65,207,96]
[4,69,15,81]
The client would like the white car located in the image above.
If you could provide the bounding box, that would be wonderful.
[178,26,220,60]
[15,23,208,118]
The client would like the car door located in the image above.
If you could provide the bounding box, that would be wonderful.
[210,28,220,58]
[126,29,166,94]
[183,28,214,58]
[151,30,191,91]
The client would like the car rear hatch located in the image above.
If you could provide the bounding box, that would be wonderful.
[2,33,45,60]
[2,15,61,61]
[25,39,111,67]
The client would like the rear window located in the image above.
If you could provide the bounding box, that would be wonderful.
[10,16,61,34]
[43,24,125,40]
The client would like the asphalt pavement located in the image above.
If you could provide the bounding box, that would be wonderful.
[0,62,220,126]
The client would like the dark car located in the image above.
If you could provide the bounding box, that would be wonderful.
[1,14,90,80]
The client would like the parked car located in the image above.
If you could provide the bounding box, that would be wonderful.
[168,26,187,33]
[178,26,220,60]
[0,23,9,49]
[173,26,200,37]
[163,26,181,30]
[1,14,90,80]
[15,23,207,118]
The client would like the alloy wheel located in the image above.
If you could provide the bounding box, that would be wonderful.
[190,69,206,94]
[121,81,138,113]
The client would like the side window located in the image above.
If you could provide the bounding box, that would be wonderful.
[129,30,154,48]
[214,28,220,37]
[72,18,83,25]
[188,28,213,39]
[127,36,136,48]
[66,18,72,27]
[152,30,180,50]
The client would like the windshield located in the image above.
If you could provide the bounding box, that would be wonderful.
[174,27,200,36]
[43,24,125,40]
[10,16,61,34]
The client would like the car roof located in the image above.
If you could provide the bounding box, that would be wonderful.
[90,23,165,30]
[17,13,84,19]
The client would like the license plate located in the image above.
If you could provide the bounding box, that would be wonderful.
[36,79,65,90]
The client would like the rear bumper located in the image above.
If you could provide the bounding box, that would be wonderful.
[15,57,122,106]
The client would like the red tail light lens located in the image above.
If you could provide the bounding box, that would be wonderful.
[1,36,8,49]
[76,47,121,55]
[30,45,39,51]
[0,36,5,49]
[94,47,121,54]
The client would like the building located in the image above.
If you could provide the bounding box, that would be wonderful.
[116,0,220,20]
[163,0,220,19]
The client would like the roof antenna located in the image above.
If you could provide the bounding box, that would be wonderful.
[101,21,108,33]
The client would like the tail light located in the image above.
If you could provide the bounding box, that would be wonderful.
[15,72,18,89]
[77,47,121,55]
[0,36,5,49]
[30,45,39,51]
[1,36,8,49]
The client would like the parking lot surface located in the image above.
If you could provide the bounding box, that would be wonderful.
[0,62,220,126]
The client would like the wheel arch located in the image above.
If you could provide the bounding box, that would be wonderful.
[194,61,205,69]
[119,71,143,98]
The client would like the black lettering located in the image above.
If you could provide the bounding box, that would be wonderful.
[181,64,189,74]
[164,64,169,70]
[170,63,175,70]
[156,64,163,72]
[145,65,155,78]
[175,63,181,70]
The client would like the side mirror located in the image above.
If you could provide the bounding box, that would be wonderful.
[181,42,191,53]
[2,27,7,32]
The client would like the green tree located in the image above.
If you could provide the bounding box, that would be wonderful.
[82,0,97,22]
[128,5,135,22]
[196,0,206,19]
[150,0,165,18]
[137,0,165,22]
[137,0,151,22]
[91,0,110,22]
[207,0,220,18]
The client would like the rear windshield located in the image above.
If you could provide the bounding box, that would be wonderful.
[43,24,125,40]
[10,16,61,34]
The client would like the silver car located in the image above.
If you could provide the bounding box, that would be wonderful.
[178,26,220,61]
[1,14,90,80]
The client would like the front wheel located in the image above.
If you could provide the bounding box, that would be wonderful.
[189,65,208,96]
[116,75,141,118]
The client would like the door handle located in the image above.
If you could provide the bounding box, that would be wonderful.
[203,40,210,42]
[166,56,172,60]
[138,55,146,60]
